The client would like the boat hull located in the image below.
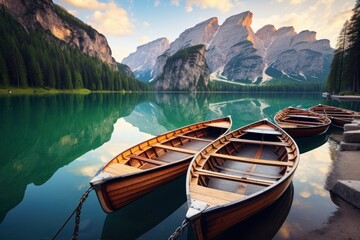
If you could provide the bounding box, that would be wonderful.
[94,159,190,213]
[91,116,232,213]
[274,107,331,137]
[185,119,299,239]
[281,124,329,137]
[309,104,359,128]
[191,175,294,239]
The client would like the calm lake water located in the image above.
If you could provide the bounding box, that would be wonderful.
[1,92,360,240]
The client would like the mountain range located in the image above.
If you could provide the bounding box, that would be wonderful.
[122,11,333,90]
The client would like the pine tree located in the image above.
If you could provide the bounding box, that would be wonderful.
[346,1,360,93]
[0,51,10,86]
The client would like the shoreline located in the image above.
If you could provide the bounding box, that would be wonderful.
[298,131,360,239]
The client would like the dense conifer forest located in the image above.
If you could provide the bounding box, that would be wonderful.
[0,6,150,91]
[326,0,360,94]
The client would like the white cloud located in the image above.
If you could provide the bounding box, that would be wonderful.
[171,0,180,6]
[58,0,107,10]
[57,0,134,36]
[185,0,233,13]
[290,0,306,5]
[154,0,160,7]
[143,21,150,27]
[253,0,353,47]
[88,2,133,36]
[138,36,151,44]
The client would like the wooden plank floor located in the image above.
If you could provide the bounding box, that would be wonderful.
[208,145,282,195]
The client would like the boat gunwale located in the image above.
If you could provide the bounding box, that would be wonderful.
[274,107,331,130]
[90,116,232,186]
[186,118,300,215]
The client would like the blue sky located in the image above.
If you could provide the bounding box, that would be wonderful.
[54,0,355,62]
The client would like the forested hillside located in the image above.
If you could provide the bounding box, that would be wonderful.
[326,1,360,94]
[0,6,149,91]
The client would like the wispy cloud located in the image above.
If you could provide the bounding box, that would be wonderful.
[185,0,233,13]
[89,2,133,36]
[171,0,180,6]
[58,0,107,10]
[290,0,306,5]
[253,0,353,47]
[138,36,151,45]
[58,0,134,36]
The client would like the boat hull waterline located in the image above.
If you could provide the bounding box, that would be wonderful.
[309,104,359,128]
[185,119,299,239]
[90,117,232,213]
[274,107,331,137]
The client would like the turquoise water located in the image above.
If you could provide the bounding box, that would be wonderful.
[0,92,359,240]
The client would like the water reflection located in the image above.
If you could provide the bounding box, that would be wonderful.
[214,184,294,240]
[0,94,142,222]
[1,92,360,239]
[101,176,186,240]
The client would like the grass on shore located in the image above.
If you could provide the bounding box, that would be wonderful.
[0,88,91,95]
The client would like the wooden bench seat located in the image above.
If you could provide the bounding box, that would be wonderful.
[154,144,198,155]
[195,169,275,186]
[229,138,289,147]
[104,163,142,175]
[243,128,282,135]
[128,155,167,166]
[210,153,293,167]
[189,184,245,206]
[179,135,213,142]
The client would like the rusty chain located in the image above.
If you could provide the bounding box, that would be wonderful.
[168,219,189,240]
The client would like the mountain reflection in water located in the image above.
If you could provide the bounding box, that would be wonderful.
[0,92,359,239]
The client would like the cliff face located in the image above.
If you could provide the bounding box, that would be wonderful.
[255,25,333,81]
[1,0,117,69]
[154,45,209,91]
[153,17,219,81]
[122,37,170,81]
[123,10,333,89]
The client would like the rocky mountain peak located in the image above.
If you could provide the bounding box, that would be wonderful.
[154,45,209,91]
[125,10,333,88]
[255,25,276,41]
[152,17,219,80]
[122,37,170,81]
[206,11,261,75]
[1,0,117,69]
[293,30,317,43]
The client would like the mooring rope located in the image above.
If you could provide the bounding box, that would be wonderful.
[168,219,189,240]
[51,186,94,240]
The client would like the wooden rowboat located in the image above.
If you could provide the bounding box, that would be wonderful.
[90,116,232,213]
[274,107,331,137]
[309,104,359,128]
[185,119,299,240]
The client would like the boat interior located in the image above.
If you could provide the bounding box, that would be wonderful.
[104,125,229,174]
[190,128,297,205]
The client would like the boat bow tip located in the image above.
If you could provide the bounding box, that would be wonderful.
[186,199,209,221]
[90,172,112,186]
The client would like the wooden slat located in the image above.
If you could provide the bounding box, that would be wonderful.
[195,169,275,186]
[216,166,281,179]
[229,138,290,147]
[279,119,324,125]
[286,114,321,119]
[154,144,197,154]
[210,153,293,167]
[204,122,230,128]
[128,155,167,166]
[243,128,282,135]
[190,184,245,204]
[104,163,142,175]
[179,135,213,142]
